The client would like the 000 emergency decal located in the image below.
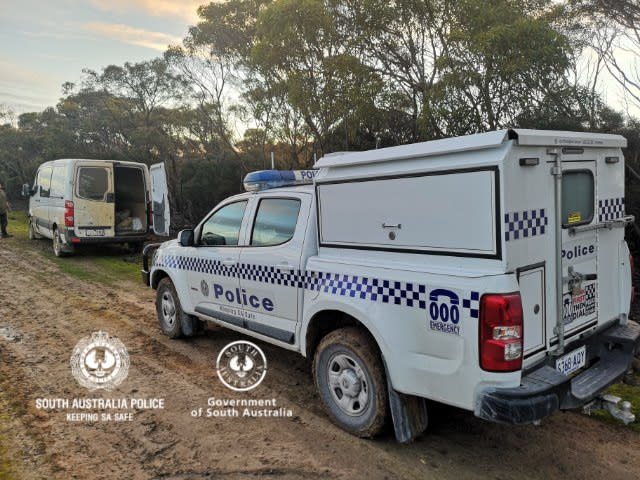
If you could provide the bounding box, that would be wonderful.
[428,289,480,336]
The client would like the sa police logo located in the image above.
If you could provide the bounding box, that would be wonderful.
[200,280,209,297]
[70,331,129,391]
[428,289,461,335]
[216,341,267,391]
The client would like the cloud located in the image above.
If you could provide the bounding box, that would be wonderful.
[83,22,182,51]
[88,0,204,23]
[0,60,62,113]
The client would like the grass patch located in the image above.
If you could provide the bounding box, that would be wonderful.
[4,211,142,287]
[590,371,640,432]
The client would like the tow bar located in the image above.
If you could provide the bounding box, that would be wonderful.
[583,394,636,425]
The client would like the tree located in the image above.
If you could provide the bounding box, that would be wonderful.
[431,0,572,135]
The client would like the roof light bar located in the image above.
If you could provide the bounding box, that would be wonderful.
[243,170,318,192]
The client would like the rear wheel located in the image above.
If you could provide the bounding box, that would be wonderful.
[52,227,73,257]
[156,277,200,338]
[127,242,144,254]
[313,327,389,438]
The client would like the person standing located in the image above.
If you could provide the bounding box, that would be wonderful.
[0,183,12,238]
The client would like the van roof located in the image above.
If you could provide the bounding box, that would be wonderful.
[41,158,147,167]
[314,129,627,169]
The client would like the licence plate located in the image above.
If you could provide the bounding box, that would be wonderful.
[85,229,106,237]
[556,345,587,376]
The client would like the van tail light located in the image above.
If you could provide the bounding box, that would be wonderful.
[479,293,523,372]
[630,253,635,307]
[64,200,74,227]
[147,202,153,229]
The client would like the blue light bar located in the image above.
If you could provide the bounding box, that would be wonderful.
[243,170,318,192]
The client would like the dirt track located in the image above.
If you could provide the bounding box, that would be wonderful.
[1,239,640,480]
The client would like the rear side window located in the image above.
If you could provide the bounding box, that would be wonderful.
[251,198,301,246]
[77,167,109,201]
[38,167,52,198]
[200,201,247,246]
[562,171,594,226]
[50,166,65,198]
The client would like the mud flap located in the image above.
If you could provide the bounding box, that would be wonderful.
[384,363,428,443]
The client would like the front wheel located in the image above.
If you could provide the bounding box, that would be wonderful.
[156,277,200,338]
[313,327,389,438]
[28,218,41,240]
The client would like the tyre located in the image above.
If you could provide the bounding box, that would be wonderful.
[313,327,389,437]
[127,242,144,254]
[156,277,199,338]
[28,218,41,240]
[52,227,73,257]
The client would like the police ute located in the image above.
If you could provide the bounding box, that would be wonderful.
[142,129,640,442]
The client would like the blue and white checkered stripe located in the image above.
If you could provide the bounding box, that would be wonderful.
[598,197,624,222]
[156,254,480,315]
[504,208,548,242]
[462,291,480,319]
[306,273,428,308]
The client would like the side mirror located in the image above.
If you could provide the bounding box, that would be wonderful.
[22,184,32,197]
[178,229,195,247]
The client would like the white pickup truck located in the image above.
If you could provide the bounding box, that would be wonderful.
[142,129,640,442]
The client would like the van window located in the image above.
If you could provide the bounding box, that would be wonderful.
[77,167,109,201]
[50,166,65,198]
[251,198,301,246]
[200,201,247,246]
[38,167,52,198]
[562,171,594,226]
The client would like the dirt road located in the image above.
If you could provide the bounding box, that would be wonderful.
[1,239,639,480]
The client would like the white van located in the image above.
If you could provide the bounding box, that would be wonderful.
[23,159,170,256]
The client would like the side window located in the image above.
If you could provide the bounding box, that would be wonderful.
[38,167,52,198]
[77,167,109,201]
[50,166,66,198]
[200,201,247,246]
[251,198,301,246]
[562,171,594,226]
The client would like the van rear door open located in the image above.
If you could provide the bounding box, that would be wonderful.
[73,162,116,238]
[150,162,170,236]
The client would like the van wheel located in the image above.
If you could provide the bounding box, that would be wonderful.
[52,228,72,257]
[127,242,144,254]
[313,327,389,438]
[28,219,41,240]
[156,278,199,338]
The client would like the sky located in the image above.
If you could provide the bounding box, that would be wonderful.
[0,0,202,114]
[0,1,637,120]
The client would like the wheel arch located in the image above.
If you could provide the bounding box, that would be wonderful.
[151,268,171,290]
[301,304,389,363]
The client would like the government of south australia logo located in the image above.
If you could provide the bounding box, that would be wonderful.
[70,331,130,391]
[216,341,267,391]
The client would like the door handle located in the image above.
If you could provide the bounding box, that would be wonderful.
[276,262,291,269]
[222,259,236,266]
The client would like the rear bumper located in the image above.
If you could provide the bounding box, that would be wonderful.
[476,320,640,424]
[65,229,148,245]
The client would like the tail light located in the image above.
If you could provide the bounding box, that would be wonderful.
[479,292,523,372]
[64,200,74,227]
[147,202,153,229]
[630,253,635,308]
